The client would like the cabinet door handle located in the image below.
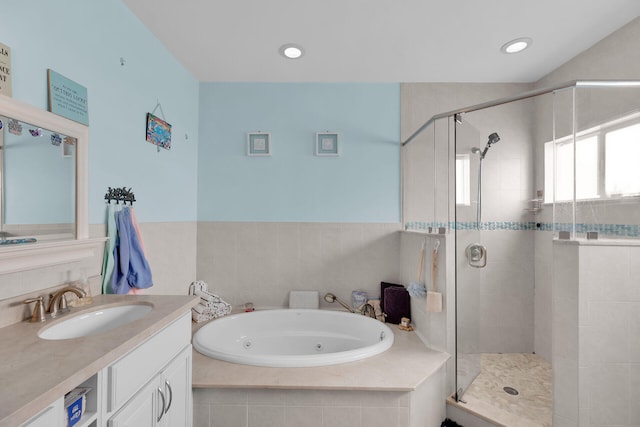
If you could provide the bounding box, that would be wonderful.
[165,380,173,414]
[157,387,166,422]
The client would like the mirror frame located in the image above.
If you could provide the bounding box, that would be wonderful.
[0,94,104,274]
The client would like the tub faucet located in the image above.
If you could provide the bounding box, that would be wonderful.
[48,285,86,318]
[360,303,377,319]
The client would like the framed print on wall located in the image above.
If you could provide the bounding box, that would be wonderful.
[315,132,340,156]
[146,112,172,150]
[247,132,271,156]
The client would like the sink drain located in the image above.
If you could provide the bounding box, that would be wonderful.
[503,386,519,396]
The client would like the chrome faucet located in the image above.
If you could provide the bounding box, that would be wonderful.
[360,303,377,319]
[48,286,86,318]
[324,293,377,318]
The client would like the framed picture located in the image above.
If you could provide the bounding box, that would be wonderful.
[315,132,340,156]
[247,132,271,156]
[146,113,172,150]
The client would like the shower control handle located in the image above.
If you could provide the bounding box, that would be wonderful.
[466,243,487,268]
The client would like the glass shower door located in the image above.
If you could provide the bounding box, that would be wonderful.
[454,119,483,400]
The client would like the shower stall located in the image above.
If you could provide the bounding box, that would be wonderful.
[402,80,640,426]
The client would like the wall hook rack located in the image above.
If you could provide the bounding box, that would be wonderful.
[104,187,136,205]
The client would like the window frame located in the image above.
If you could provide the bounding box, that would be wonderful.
[544,111,640,204]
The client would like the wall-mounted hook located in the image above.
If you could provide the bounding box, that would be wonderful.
[120,57,126,66]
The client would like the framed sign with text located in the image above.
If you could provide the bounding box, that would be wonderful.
[0,43,11,97]
[47,69,89,125]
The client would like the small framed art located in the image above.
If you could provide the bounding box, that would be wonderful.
[315,132,340,156]
[247,132,271,156]
[146,113,172,150]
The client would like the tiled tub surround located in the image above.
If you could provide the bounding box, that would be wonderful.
[0,294,198,426]
[196,222,402,309]
[192,320,450,427]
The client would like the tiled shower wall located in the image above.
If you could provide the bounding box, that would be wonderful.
[401,82,537,359]
[553,242,640,427]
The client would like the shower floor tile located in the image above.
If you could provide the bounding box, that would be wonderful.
[453,353,552,427]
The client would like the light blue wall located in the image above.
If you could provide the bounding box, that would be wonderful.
[2,3,400,226]
[0,0,200,224]
[198,83,401,222]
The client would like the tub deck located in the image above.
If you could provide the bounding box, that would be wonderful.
[192,318,449,391]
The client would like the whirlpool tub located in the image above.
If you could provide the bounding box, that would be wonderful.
[192,309,394,367]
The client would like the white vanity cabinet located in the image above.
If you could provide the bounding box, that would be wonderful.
[1,295,198,427]
[105,313,192,427]
[20,399,64,427]
[107,346,192,427]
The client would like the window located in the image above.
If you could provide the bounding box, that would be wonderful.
[544,136,598,203]
[544,113,640,203]
[456,154,470,206]
[605,123,640,196]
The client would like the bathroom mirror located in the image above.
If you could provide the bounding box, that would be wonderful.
[0,94,102,274]
[0,116,75,240]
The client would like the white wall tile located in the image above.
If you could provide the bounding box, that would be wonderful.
[248,405,285,427]
[248,389,286,405]
[553,358,578,423]
[286,406,322,427]
[582,246,630,302]
[193,403,210,427]
[629,364,640,424]
[211,405,248,427]
[361,407,399,427]
[197,222,402,309]
[323,407,361,427]
[588,365,629,426]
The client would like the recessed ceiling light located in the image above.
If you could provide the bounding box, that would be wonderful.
[500,37,532,54]
[279,44,304,59]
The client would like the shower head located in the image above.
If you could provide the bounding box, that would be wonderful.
[473,132,501,159]
[324,293,337,303]
[323,292,357,313]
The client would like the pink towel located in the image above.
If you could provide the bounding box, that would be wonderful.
[130,207,146,254]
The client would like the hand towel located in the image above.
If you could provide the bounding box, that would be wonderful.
[111,207,153,294]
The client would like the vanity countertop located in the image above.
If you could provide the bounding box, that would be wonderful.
[192,317,450,391]
[0,294,198,427]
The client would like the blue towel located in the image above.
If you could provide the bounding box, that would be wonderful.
[111,207,153,294]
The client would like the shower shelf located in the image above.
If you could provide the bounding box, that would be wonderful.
[525,198,544,214]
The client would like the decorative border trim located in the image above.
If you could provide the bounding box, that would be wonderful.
[404,221,640,238]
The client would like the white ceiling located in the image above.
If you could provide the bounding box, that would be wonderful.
[122,0,640,83]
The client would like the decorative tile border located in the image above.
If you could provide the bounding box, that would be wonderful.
[404,221,640,238]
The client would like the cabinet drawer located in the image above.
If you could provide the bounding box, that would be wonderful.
[107,313,191,412]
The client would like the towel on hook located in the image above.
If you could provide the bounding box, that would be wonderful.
[129,207,146,254]
[101,204,118,294]
[111,207,153,294]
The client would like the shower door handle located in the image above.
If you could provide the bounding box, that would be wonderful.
[466,243,487,268]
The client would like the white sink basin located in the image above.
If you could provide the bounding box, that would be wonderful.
[38,304,153,340]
